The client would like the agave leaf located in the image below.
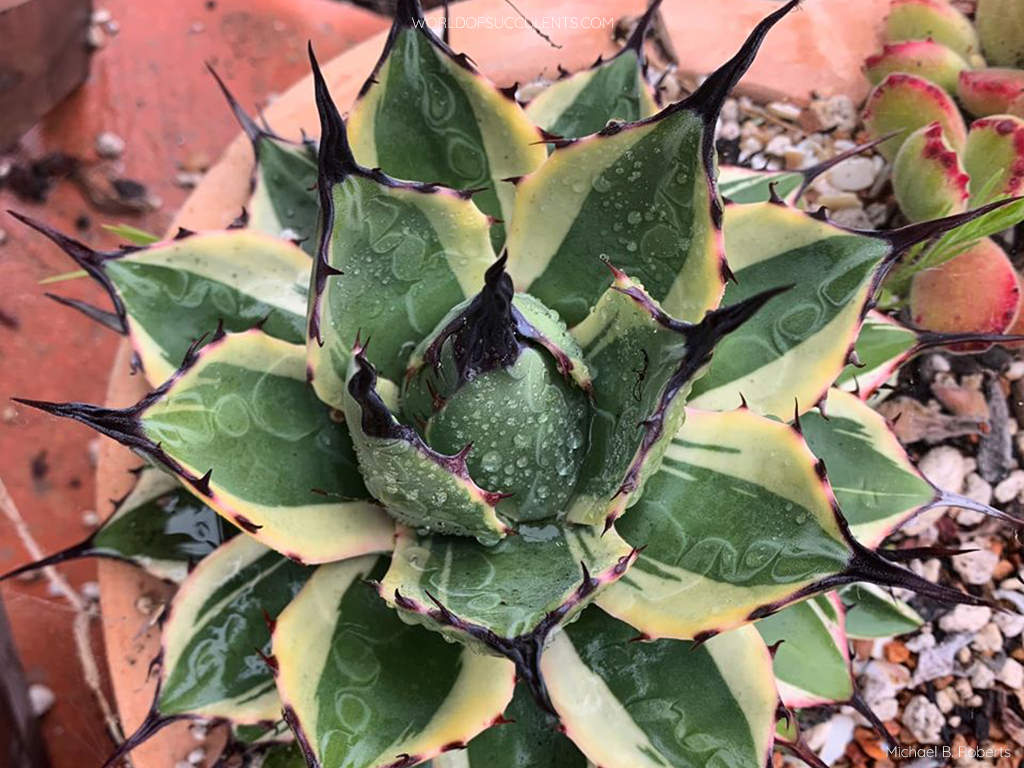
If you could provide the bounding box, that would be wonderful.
[799,389,936,547]
[841,583,925,639]
[209,65,320,251]
[595,407,989,641]
[157,536,313,722]
[13,214,311,384]
[305,50,495,402]
[756,594,854,708]
[508,1,801,326]
[379,522,636,661]
[273,555,516,768]
[718,167,805,205]
[687,201,1011,418]
[0,466,233,584]
[805,389,1022,542]
[433,683,588,767]
[344,345,511,544]
[835,310,1024,398]
[566,268,785,527]
[16,330,395,564]
[346,0,546,249]
[540,610,777,768]
[524,0,660,139]
[687,203,892,418]
[717,134,900,207]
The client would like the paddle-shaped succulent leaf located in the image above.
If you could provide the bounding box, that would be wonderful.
[13,214,311,384]
[862,73,967,160]
[595,407,986,642]
[756,594,853,707]
[0,467,232,584]
[346,0,546,248]
[892,122,969,221]
[963,115,1024,206]
[16,330,395,563]
[958,68,1024,117]
[841,583,925,639]
[508,1,804,326]
[524,0,660,138]
[208,65,320,251]
[865,39,968,93]
[273,555,516,768]
[17,1,1024,765]
[975,0,1024,67]
[910,238,1022,344]
[539,609,778,768]
[884,0,984,65]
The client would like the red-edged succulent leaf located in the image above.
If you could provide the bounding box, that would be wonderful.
[958,67,1024,117]
[884,0,984,65]
[964,115,1024,205]
[910,238,1022,349]
[865,39,969,93]
[975,0,1024,68]
[862,72,968,160]
[892,122,969,221]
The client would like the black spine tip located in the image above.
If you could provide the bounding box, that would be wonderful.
[678,0,800,124]
[622,0,665,58]
[878,196,1023,256]
[206,63,263,144]
[308,42,357,184]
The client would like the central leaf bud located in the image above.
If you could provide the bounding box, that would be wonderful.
[402,257,590,523]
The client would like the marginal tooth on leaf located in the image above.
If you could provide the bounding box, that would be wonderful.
[878,544,978,561]
[308,43,358,185]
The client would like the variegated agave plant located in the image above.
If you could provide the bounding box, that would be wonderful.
[8,1,1024,766]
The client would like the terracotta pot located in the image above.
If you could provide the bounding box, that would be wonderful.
[95,1,889,765]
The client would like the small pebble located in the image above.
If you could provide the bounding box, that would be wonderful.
[817,192,862,210]
[1000,657,1024,689]
[827,156,877,192]
[187,747,205,765]
[91,8,111,23]
[969,661,996,689]
[29,684,55,716]
[82,509,100,527]
[994,611,1024,638]
[1006,360,1024,381]
[902,695,944,744]
[940,605,992,633]
[952,546,999,585]
[971,622,1003,654]
[86,25,106,49]
[935,687,956,713]
[994,469,1024,502]
[95,131,125,159]
[767,101,802,121]
[81,581,100,601]
[175,171,204,188]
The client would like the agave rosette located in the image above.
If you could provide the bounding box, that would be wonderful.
[10,1,1024,766]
